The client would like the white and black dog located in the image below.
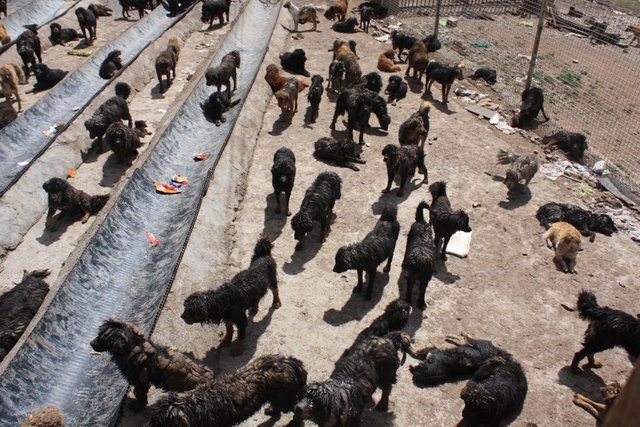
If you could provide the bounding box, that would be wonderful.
[283,1,326,31]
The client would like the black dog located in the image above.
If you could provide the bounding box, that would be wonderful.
[155,38,180,93]
[307,75,324,122]
[104,121,147,164]
[359,6,373,32]
[271,147,296,216]
[75,7,97,45]
[333,204,400,300]
[203,91,240,126]
[381,144,428,197]
[424,61,464,105]
[541,131,588,162]
[85,82,133,147]
[428,181,471,261]
[31,64,67,92]
[536,202,616,242]
[327,60,346,93]
[470,67,497,85]
[362,71,383,93]
[181,237,281,356]
[511,86,549,127]
[330,88,372,145]
[391,30,416,62]
[332,17,358,33]
[149,355,307,426]
[385,74,407,104]
[402,201,435,310]
[119,0,147,19]
[313,136,365,171]
[16,25,42,78]
[48,23,79,46]
[201,0,230,27]
[205,50,240,94]
[280,48,310,77]
[357,1,388,18]
[42,177,109,230]
[89,3,113,16]
[0,269,50,362]
[422,34,441,52]
[99,50,123,79]
[571,290,640,373]
[291,171,341,250]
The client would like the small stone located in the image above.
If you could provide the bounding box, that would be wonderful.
[522,252,528,256]
[472,202,481,208]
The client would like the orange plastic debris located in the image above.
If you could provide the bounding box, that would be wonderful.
[68,169,76,177]
[154,182,181,194]
[146,231,160,247]
[193,153,208,161]
[172,175,188,185]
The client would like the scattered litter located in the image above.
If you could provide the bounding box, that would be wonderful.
[573,181,594,196]
[489,113,500,125]
[469,41,491,48]
[146,231,160,247]
[154,182,181,194]
[572,59,579,64]
[592,160,609,175]
[193,153,208,161]
[438,18,447,27]
[374,34,390,43]
[72,105,80,111]
[565,32,587,38]
[157,109,167,113]
[42,123,64,138]
[494,119,516,134]
[292,33,304,40]
[67,49,92,57]
[517,54,531,60]
[446,17,458,27]
[68,169,76,177]
[172,175,188,185]
[17,159,32,167]
[446,231,472,258]
[465,104,495,119]
[604,207,640,242]
[455,87,476,97]
[519,21,533,27]
[387,24,402,31]
[472,202,481,208]
[539,158,593,182]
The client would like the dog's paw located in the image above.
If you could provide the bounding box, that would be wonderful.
[286,210,292,216]
[589,360,603,369]
[374,401,389,412]
[352,286,362,293]
[381,188,390,193]
[417,301,427,311]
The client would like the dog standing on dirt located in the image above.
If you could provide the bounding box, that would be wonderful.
[42,177,109,230]
[203,91,240,126]
[0,24,10,45]
[385,74,407,104]
[104,120,150,164]
[201,0,231,27]
[181,237,281,356]
[398,114,428,147]
[324,0,348,21]
[75,7,97,45]
[85,82,133,148]
[264,63,308,94]
[99,50,123,79]
[391,30,416,62]
[49,23,80,46]
[0,63,25,112]
[205,50,240,94]
[327,60,346,92]
[424,61,464,105]
[332,39,361,87]
[402,201,436,310]
[307,74,323,122]
[275,77,300,122]
[428,181,472,261]
[496,149,539,194]
[271,147,296,216]
[382,144,428,197]
[155,38,180,93]
[15,25,42,79]
[313,136,365,171]
[283,1,321,32]
[511,86,549,127]
[405,40,429,80]
[543,221,581,274]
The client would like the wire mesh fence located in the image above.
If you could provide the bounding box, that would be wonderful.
[380,0,640,197]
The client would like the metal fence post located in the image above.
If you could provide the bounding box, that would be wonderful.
[434,0,442,38]
[525,0,549,91]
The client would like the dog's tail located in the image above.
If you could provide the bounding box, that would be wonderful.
[496,149,519,165]
[415,201,430,223]
[577,290,604,321]
[252,237,274,261]
[27,269,52,279]
[380,204,398,222]
[90,195,110,214]
[429,181,447,200]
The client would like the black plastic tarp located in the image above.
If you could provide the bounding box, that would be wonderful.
[0,0,281,424]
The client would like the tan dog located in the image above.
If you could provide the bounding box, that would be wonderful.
[283,1,322,32]
[275,77,299,122]
[0,63,25,112]
[0,24,10,45]
[334,41,361,86]
[543,221,581,274]
[405,41,428,80]
[264,63,308,94]
[377,50,400,73]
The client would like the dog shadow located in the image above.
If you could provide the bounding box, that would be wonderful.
[422,94,457,115]
[405,75,424,93]
[268,116,293,136]
[282,235,324,275]
[361,405,396,426]
[200,22,226,32]
[323,272,389,326]
[261,193,288,242]
[100,154,130,188]
[36,215,74,245]
[557,365,607,402]
[433,258,460,284]
[217,308,277,370]
[72,38,95,49]
[498,186,532,210]
[150,83,167,100]
[303,105,319,126]
[326,90,340,103]
[371,178,426,211]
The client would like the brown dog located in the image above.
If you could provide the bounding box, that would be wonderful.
[0,24,10,45]
[0,63,25,112]
[405,41,428,80]
[275,77,299,122]
[573,382,621,422]
[264,63,308,93]
[324,0,347,21]
[21,406,65,427]
[155,38,180,93]
[334,41,361,86]
[378,50,401,73]
[543,221,581,274]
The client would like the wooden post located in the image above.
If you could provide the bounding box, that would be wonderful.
[434,0,442,38]
[604,362,640,426]
[524,0,549,91]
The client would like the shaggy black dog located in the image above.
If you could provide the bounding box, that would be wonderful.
[205,50,240,94]
[330,88,372,145]
[428,181,471,261]
[16,25,42,78]
[201,0,230,27]
[402,201,435,310]
[571,290,640,373]
[359,5,373,32]
[361,71,383,93]
[333,205,400,300]
[90,319,215,411]
[422,34,441,52]
[99,50,123,79]
[104,121,144,164]
[120,0,147,19]
[511,86,549,127]
[382,144,428,197]
[280,48,310,77]
[536,202,616,242]
[181,237,281,356]
[75,7,97,44]
[271,147,296,216]
[332,17,358,33]
[0,269,50,362]
[89,3,113,16]
[398,113,428,147]
[313,136,365,171]
[148,355,307,427]
[357,1,388,18]
[541,131,588,162]
[471,67,497,85]
[85,82,133,146]
[31,63,67,92]
[203,91,240,126]
[385,74,407,104]
[327,60,346,93]
[42,177,109,230]
[294,333,411,426]
[291,171,341,250]
[48,23,79,46]
[307,74,324,122]
[155,38,180,93]
[424,61,464,105]
[391,30,416,62]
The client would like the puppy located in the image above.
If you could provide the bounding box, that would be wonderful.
[307,74,323,122]
[385,74,407,104]
[89,3,113,16]
[203,91,240,126]
[181,237,281,355]
[283,1,320,31]
[573,382,621,422]
[402,201,435,310]
[42,177,109,230]
[398,114,428,147]
[0,24,10,45]
[271,147,296,216]
[536,202,616,242]
[543,221,581,274]
[378,50,401,73]
[428,181,472,261]
[275,77,299,122]
[85,82,133,147]
[470,67,497,85]
[0,63,25,112]
[201,0,231,27]
[382,144,427,197]
[99,50,123,79]
[541,131,588,162]
[205,50,240,94]
[511,86,549,127]
[327,60,346,92]
[32,63,67,92]
[359,5,373,32]
[333,205,400,300]
[155,38,180,93]
[405,41,429,80]
[16,25,43,78]
[571,290,640,373]
[20,406,65,427]
[90,319,215,411]
[313,136,365,171]
[49,23,80,46]
[280,48,310,77]
[75,7,97,45]
[332,17,358,33]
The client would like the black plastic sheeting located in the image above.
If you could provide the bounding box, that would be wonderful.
[0,0,281,424]
[0,0,81,44]
[0,4,190,197]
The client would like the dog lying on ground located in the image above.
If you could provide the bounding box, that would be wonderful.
[0,106,18,130]
[402,201,435,310]
[280,48,311,77]
[333,39,361,86]
[292,171,341,250]
[0,269,50,362]
[85,82,133,147]
[424,61,464,105]
[264,63,308,94]
[16,25,43,79]
[470,67,497,85]
[49,23,79,46]
[359,5,373,32]
[541,131,588,162]
[327,60,346,92]
[573,381,622,422]
[89,3,113,16]
[314,137,365,171]
[205,50,240,94]
[0,24,10,45]
[378,50,401,73]
[428,181,471,261]
[76,7,97,45]
[272,147,296,216]
[149,355,307,427]
[405,40,428,80]
[511,86,549,127]
[543,221,581,274]
[362,71,383,93]
[399,114,428,147]
[275,77,300,122]
[324,0,348,21]
[571,290,640,373]
[536,202,617,242]
[42,177,109,230]
[20,406,65,427]
[283,1,321,31]
[382,144,428,197]
[203,90,240,126]
[155,38,180,93]
[334,204,400,300]
[99,50,123,79]
[0,63,25,112]
[181,237,281,356]
[496,149,539,194]
[31,63,67,92]
[391,30,416,63]
[90,319,215,411]
[105,120,150,164]
[307,74,323,122]
[201,0,231,27]
[385,74,407,104]
[332,16,358,33]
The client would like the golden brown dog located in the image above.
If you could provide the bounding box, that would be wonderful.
[377,50,401,73]
[275,77,300,122]
[0,63,25,112]
[0,24,10,45]
[543,221,581,274]
[264,63,308,93]
[405,41,429,80]
[324,0,347,21]
[334,41,361,86]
